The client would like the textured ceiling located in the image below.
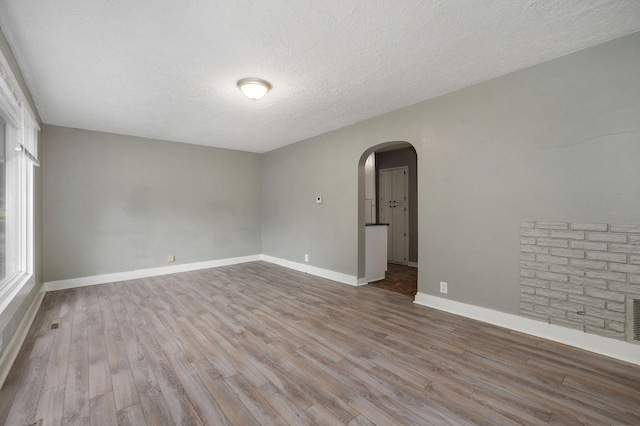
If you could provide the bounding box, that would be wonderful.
[1,1,640,153]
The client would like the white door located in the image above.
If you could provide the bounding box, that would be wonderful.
[391,204,407,263]
[379,167,408,264]
[379,170,392,205]
[391,168,407,203]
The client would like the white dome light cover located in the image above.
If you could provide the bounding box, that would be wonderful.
[237,78,271,100]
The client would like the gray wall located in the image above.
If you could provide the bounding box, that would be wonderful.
[42,126,261,282]
[0,27,43,357]
[261,136,357,272]
[262,32,640,315]
[376,147,418,263]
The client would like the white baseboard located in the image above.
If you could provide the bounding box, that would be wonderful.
[44,254,363,291]
[414,292,640,366]
[407,262,418,268]
[0,286,45,389]
[45,255,262,291]
[260,255,361,286]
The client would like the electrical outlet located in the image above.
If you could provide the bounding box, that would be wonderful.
[304,254,309,262]
[440,281,448,294]
[168,255,175,263]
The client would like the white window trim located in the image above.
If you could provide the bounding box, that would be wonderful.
[0,46,39,315]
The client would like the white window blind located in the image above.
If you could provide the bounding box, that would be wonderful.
[16,108,39,166]
[0,54,39,166]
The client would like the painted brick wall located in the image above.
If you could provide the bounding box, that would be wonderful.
[519,221,640,341]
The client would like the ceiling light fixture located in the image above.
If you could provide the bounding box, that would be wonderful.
[237,78,271,100]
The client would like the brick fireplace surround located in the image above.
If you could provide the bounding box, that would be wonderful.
[520,221,640,342]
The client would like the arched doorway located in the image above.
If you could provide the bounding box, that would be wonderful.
[357,141,418,297]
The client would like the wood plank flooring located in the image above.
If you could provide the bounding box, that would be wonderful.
[1,261,640,425]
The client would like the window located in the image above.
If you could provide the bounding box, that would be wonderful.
[0,50,39,315]
[1,116,7,280]
[1,115,24,283]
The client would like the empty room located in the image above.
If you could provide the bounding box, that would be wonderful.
[1,1,640,425]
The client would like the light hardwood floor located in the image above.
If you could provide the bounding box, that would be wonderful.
[1,261,639,425]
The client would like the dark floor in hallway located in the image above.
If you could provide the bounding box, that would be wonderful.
[367,263,417,297]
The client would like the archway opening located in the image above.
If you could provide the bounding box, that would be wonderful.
[357,141,418,297]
